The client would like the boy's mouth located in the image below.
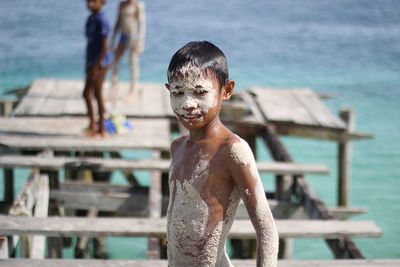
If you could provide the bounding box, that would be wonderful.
[181,114,202,123]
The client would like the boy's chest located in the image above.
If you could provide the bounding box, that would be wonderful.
[169,143,229,188]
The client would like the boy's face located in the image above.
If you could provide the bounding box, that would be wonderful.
[166,64,233,131]
[87,0,104,13]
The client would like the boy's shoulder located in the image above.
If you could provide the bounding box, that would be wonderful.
[170,135,188,155]
[222,133,255,167]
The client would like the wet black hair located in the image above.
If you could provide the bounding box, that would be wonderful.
[167,41,229,89]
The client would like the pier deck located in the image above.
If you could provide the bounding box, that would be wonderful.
[0,79,384,263]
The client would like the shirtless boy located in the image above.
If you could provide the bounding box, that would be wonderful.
[165,41,279,267]
[110,0,146,103]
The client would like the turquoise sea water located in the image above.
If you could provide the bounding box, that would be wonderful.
[1,0,399,260]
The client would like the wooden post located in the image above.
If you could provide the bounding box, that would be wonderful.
[4,168,14,203]
[30,174,49,259]
[148,150,162,259]
[0,99,15,117]
[276,173,293,259]
[0,237,9,259]
[338,109,355,207]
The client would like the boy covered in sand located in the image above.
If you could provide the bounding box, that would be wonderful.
[165,41,279,267]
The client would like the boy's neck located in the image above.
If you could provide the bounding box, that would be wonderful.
[91,10,101,15]
[188,116,225,142]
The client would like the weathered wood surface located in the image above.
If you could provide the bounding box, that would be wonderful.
[13,79,174,117]
[273,123,372,142]
[250,87,372,141]
[2,259,400,267]
[49,182,365,220]
[251,87,346,129]
[30,175,49,259]
[0,117,170,151]
[0,237,8,259]
[259,122,365,258]
[50,183,299,218]
[8,171,40,217]
[0,216,382,239]
[329,207,368,220]
[0,155,329,175]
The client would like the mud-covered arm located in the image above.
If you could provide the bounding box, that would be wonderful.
[137,2,146,53]
[229,139,279,267]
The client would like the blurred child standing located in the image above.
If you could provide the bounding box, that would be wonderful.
[83,0,113,138]
[110,0,146,104]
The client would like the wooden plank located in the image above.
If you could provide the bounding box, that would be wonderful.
[13,79,57,116]
[106,83,174,118]
[36,80,66,116]
[0,117,170,151]
[251,87,316,125]
[1,259,400,267]
[274,123,372,141]
[237,91,265,125]
[290,89,346,129]
[51,184,300,218]
[236,200,305,220]
[329,207,368,220]
[0,155,329,175]
[50,187,150,215]
[0,216,383,239]
[62,80,85,115]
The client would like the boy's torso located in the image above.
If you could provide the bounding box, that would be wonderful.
[167,135,239,266]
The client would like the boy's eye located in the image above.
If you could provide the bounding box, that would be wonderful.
[194,90,208,96]
[171,91,184,96]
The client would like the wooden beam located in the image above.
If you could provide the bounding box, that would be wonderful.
[52,184,304,218]
[329,207,368,220]
[0,216,382,239]
[50,186,150,215]
[274,123,372,142]
[1,259,400,267]
[0,155,329,175]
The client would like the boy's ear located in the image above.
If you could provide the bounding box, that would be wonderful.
[222,80,235,100]
[165,83,170,91]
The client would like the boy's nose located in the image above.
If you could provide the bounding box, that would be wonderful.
[182,96,198,110]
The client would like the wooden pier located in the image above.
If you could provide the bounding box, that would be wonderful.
[0,79,395,266]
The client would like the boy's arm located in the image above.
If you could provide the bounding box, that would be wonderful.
[229,139,279,267]
[136,2,146,54]
[111,3,123,48]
